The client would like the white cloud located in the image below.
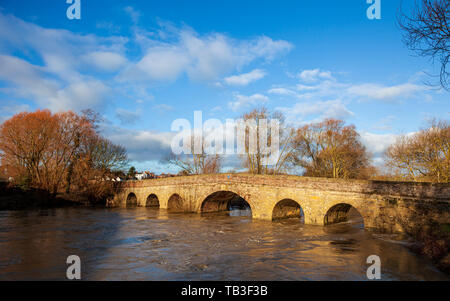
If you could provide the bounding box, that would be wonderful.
[358,131,419,166]
[228,93,269,111]
[48,80,111,112]
[298,69,333,83]
[268,87,298,96]
[115,108,141,125]
[0,55,49,89]
[348,83,427,101]
[103,125,173,162]
[0,11,292,115]
[224,69,266,86]
[0,55,110,112]
[119,29,292,82]
[359,132,399,155]
[292,80,428,103]
[0,12,126,112]
[84,51,128,72]
[124,6,141,24]
[269,79,349,104]
[268,80,349,101]
[268,68,432,126]
[0,11,127,78]
[131,47,190,81]
[0,104,30,123]
[246,36,293,60]
[276,99,354,125]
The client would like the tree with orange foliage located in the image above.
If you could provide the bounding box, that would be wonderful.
[292,119,373,179]
[0,110,128,200]
[0,110,57,190]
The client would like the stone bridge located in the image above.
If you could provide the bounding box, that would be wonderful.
[109,174,450,233]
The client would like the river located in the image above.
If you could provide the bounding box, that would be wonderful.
[0,207,448,280]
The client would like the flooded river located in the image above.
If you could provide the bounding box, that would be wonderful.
[0,207,448,280]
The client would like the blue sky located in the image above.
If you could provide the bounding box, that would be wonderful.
[0,0,448,173]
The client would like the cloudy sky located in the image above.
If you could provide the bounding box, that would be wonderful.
[0,0,448,173]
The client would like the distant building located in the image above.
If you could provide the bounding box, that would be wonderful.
[134,171,157,180]
[135,173,146,180]
[157,173,176,178]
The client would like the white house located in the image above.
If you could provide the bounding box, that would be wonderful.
[135,173,148,181]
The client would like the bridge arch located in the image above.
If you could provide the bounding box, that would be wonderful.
[126,192,138,208]
[324,203,364,226]
[272,199,304,222]
[146,194,160,208]
[167,193,184,212]
[200,190,253,217]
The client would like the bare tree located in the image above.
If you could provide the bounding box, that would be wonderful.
[239,107,295,175]
[166,134,221,175]
[72,135,128,200]
[85,136,128,173]
[398,0,450,90]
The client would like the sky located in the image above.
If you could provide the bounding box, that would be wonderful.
[0,0,448,173]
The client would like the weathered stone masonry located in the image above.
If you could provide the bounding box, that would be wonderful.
[108,174,450,234]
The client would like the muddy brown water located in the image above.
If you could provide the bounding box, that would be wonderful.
[0,207,448,280]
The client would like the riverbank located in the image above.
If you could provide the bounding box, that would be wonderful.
[407,224,450,274]
[0,182,88,211]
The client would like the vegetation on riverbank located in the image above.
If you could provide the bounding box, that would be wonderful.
[0,181,83,210]
[408,222,450,274]
[0,110,128,205]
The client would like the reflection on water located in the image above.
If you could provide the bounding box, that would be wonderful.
[0,207,448,280]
